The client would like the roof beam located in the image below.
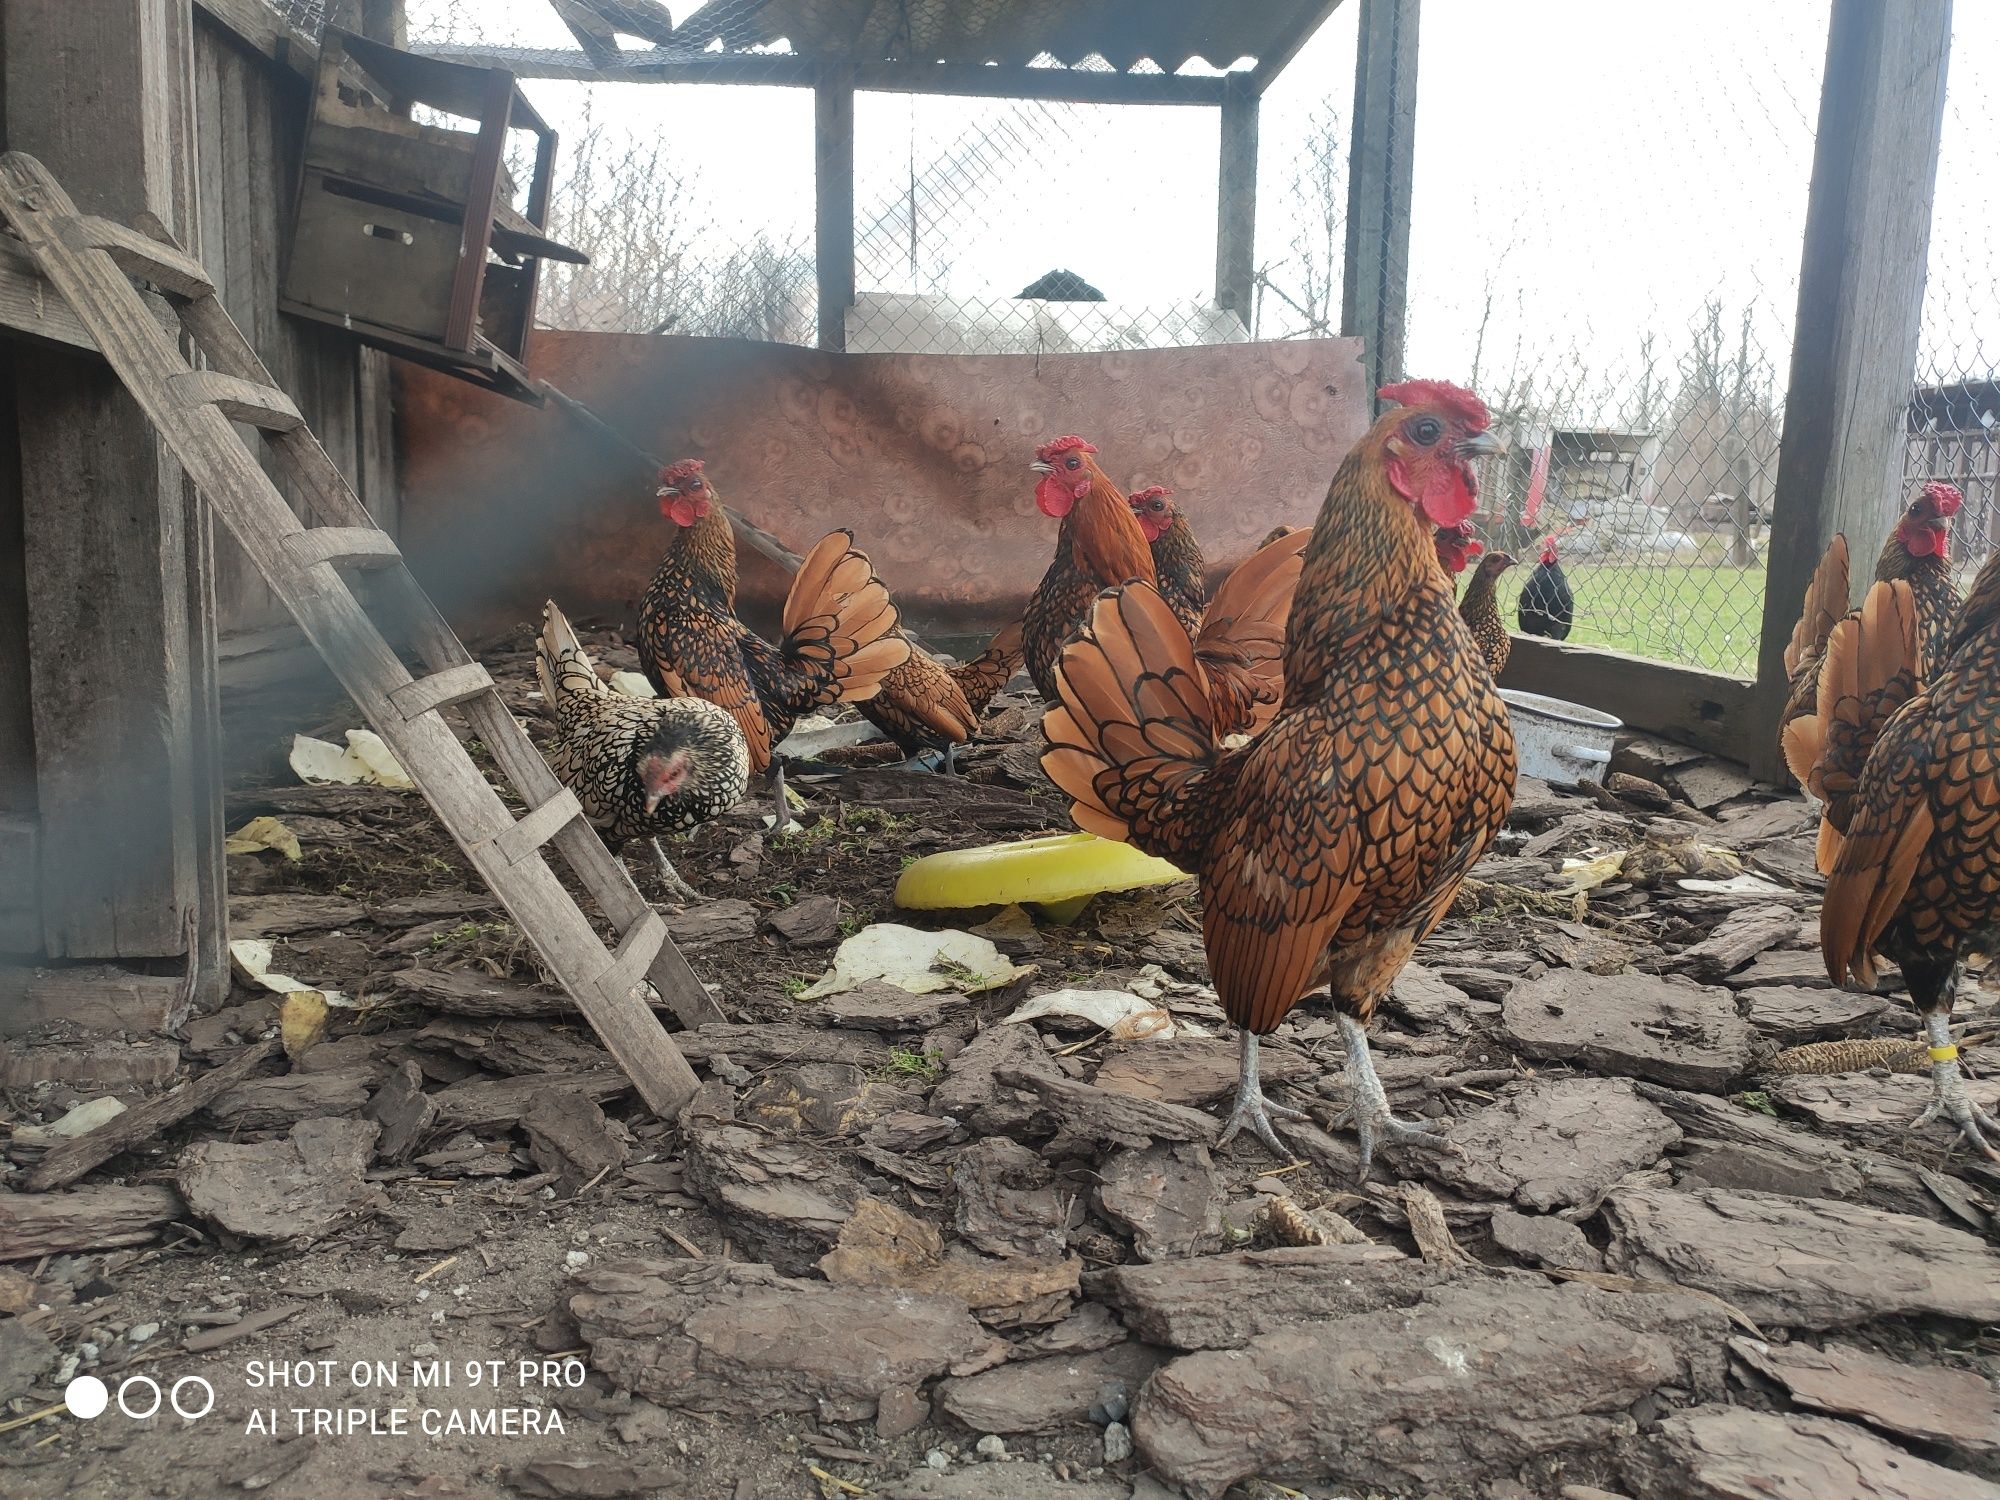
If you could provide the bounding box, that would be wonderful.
[411,44,1229,104]
[1249,0,1348,95]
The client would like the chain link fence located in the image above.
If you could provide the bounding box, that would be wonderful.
[1906,6,2000,576]
[286,1,1993,679]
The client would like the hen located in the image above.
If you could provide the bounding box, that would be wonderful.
[1130,486,1205,637]
[638,459,910,825]
[1434,524,1515,678]
[1041,381,1516,1173]
[536,600,749,901]
[1022,436,1307,739]
[1822,547,2000,1157]
[1780,483,1964,787]
[857,620,1026,772]
[1516,534,1574,640]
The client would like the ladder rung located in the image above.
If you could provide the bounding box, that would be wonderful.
[486,787,584,867]
[388,662,495,721]
[596,909,666,1003]
[284,526,403,574]
[167,370,304,431]
[60,214,214,297]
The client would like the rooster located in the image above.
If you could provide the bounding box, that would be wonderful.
[536,600,749,902]
[1435,523,1515,678]
[1781,483,1964,787]
[1022,436,1307,739]
[857,620,1025,772]
[1822,547,2000,1157]
[1041,381,1515,1173]
[1516,534,1574,640]
[638,459,911,826]
[1130,486,1205,637]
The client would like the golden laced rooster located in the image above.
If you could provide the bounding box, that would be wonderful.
[1042,381,1516,1173]
[637,459,909,827]
[1781,482,1964,787]
[1822,546,2000,1157]
[1023,436,1307,740]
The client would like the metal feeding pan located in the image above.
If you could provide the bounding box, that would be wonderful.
[1498,688,1622,785]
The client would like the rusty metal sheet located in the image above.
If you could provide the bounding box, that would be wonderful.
[394,330,1370,640]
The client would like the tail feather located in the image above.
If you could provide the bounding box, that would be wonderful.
[1785,534,1850,678]
[950,619,1026,714]
[1808,579,1918,870]
[1190,527,1309,737]
[1040,582,1216,869]
[770,530,912,709]
[536,599,603,712]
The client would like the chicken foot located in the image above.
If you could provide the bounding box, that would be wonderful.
[648,839,703,905]
[1915,1012,2000,1161]
[1335,1013,1451,1182]
[1216,1029,1310,1157]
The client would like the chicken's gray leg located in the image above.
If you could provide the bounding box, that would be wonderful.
[1337,1013,1450,1182]
[1915,1012,2000,1161]
[1216,1029,1308,1157]
[943,742,959,777]
[770,760,791,832]
[649,839,702,904]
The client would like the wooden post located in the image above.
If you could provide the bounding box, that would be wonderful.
[814,61,856,353]
[1341,0,1419,410]
[1751,0,1952,778]
[1215,75,1259,331]
[2,0,226,996]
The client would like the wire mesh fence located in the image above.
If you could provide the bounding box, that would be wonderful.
[1906,6,2000,578]
[282,0,1994,680]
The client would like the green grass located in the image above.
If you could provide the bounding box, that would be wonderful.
[1499,552,1769,678]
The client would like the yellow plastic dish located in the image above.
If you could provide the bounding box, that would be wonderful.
[894,832,1191,923]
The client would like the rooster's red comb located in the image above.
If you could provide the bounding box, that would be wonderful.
[657,458,705,488]
[1036,435,1098,464]
[1378,379,1491,432]
[1919,481,1964,516]
[1128,485,1172,504]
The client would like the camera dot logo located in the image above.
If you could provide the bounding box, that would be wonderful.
[64,1373,215,1422]
[63,1376,109,1420]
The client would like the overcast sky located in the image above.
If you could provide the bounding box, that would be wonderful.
[411,0,1997,416]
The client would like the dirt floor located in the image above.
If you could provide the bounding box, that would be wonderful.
[2,619,1998,1500]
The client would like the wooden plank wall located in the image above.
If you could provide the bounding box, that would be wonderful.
[191,12,396,634]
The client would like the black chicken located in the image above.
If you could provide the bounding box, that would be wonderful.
[1516,535,1574,641]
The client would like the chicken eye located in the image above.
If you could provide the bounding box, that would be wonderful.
[1412,417,1443,445]
[1064,455,1080,470]
[688,479,704,492]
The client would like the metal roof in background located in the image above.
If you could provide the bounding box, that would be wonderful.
[663,0,1335,72]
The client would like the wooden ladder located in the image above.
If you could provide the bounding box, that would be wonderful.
[0,151,719,1116]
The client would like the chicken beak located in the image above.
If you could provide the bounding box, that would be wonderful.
[1029,461,1053,474]
[643,790,666,816]
[1458,430,1505,459]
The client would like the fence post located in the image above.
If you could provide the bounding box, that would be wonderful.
[1215,75,1259,330]
[1341,0,1418,410]
[1751,0,1952,779]
[814,60,856,353]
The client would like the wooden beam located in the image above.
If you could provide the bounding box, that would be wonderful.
[815,60,855,353]
[1215,74,1259,326]
[1503,637,1757,766]
[1340,0,1419,411]
[1750,0,1952,780]
[1250,0,1349,95]
[0,241,101,354]
[409,45,1229,105]
[192,0,318,80]
[3,0,225,991]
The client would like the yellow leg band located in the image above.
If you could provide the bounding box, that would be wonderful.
[1929,1044,1959,1063]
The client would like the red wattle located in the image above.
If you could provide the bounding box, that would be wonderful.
[1036,478,1075,519]
[667,496,707,527]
